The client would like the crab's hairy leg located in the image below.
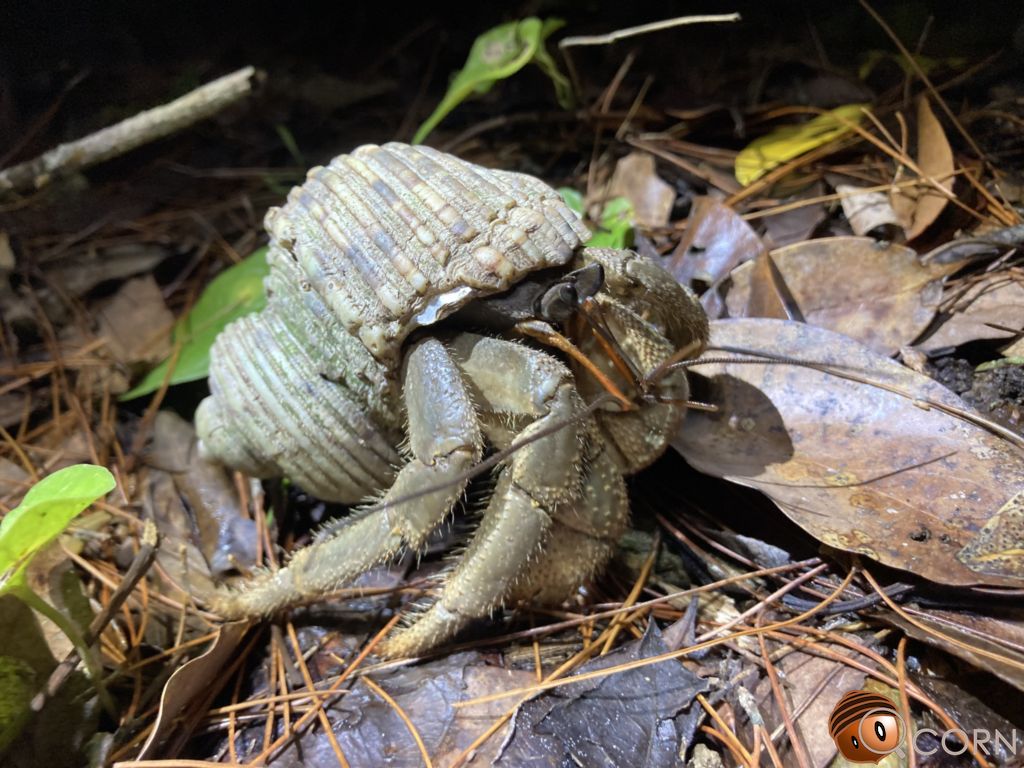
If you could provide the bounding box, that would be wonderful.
[380,335,587,657]
[211,337,483,619]
[508,438,628,604]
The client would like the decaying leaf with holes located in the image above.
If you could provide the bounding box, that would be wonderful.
[194,143,708,657]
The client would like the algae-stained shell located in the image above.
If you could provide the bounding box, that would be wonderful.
[264,142,590,361]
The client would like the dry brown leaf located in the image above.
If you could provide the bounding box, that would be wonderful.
[137,622,248,759]
[673,318,1024,588]
[890,96,955,240]
[726,236,958,354]
[146,411,256,576]
[496,626,707,767]
[0,392,30,431]
[95,275,174,366]
[670,196,766,288]
[1003,336,1024,358]
[743,251,800,320]
[243,652,537,768]
[958,490,1024,578]
[607,151,676,228]
[917,273,1024,351]
[140,460,216,606]
[754,642,866,767]
[761,181,829,249]
[0,457,29,499]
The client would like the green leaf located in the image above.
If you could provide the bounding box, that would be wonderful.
[558,186,585,216]
[556,189,635,249]
[0,465,115,596]
[413,17,570,144]
[531,18,573,109]
[121,247,270,400]
[588,196,635,249]
[734,104,867,186]
[0,655,34,753]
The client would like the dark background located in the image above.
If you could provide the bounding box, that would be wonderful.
[2,1,1021,167]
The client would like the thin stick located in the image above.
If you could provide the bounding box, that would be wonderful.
[453,567,852,712]
[559,13,741,48]
[30,520,159,712]
[697,693,755,766]
[362,677,434,768]
[857,1,992,169]
[757,622,812,768]
[247,614,402,765]
[896,636,917,768]
[600,533,659,654]
[285,622,350,768]
[0,67,259,195]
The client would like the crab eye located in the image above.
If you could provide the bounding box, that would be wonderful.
[537,283,578,323]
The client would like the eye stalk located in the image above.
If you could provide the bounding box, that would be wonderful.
[535,263,604,324]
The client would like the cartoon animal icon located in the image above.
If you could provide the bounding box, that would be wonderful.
[828,690,905,764]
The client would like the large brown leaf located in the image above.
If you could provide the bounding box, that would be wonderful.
[725,236,958,354]
[673,319,1024,588]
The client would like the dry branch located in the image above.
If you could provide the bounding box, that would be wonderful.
[0,66,259,196]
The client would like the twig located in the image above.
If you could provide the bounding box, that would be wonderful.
[896,637,917,768]
[0,67,259,195]
[757,620,812,768]
[558,13,741,48]
[362,677,433,768]
[857,1,994,170]
[30,520,160,712]
[453,566,852,711]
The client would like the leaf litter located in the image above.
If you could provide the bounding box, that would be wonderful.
[0,5,1023,767]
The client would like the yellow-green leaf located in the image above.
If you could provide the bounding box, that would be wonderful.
[734,104,867,186]
[121,247,270,400]
[0,465,115,595]
[413,17,571,144]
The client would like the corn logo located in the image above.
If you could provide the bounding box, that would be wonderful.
[828,690,905,764]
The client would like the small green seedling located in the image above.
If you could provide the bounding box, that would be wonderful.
[558,186,585,217]
[0,464,115,639]
[559,187,636,249]
[0,464,114,748]
[413,17,571,144]
[122,247,270,400]
[588,196,635,249]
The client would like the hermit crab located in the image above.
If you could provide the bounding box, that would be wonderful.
[196,142,708,657]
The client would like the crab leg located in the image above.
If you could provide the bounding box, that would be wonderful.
[212,337,483,618]
[508,438,628,605]
[380,334,588,656]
